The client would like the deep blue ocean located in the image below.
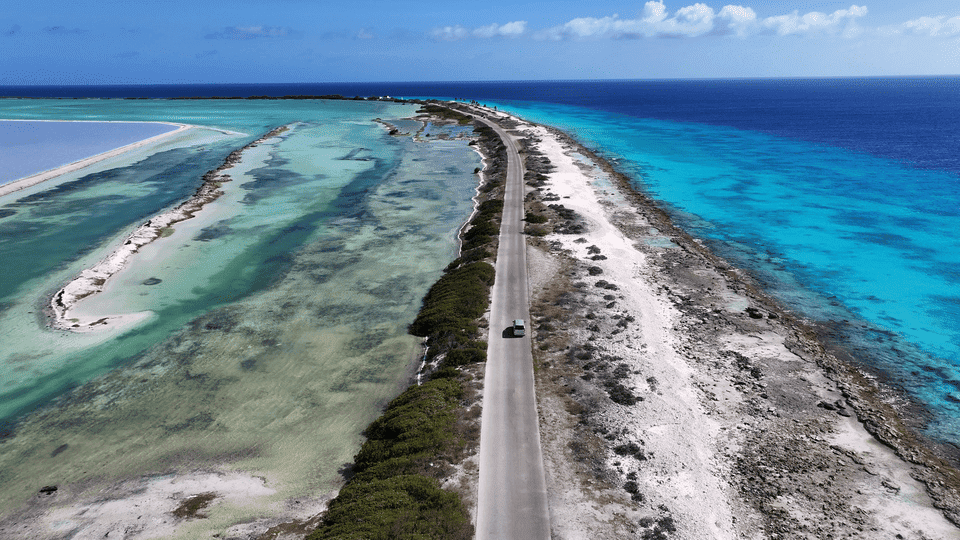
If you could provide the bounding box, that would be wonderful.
[4,78,959,173]
[3,78,960,444]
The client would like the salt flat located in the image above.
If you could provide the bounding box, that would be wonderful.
[0,120,187,195]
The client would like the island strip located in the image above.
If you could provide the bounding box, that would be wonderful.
[451,103,960,539]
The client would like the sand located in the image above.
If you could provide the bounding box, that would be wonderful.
[462,105,960,539]
[15,472,277,540]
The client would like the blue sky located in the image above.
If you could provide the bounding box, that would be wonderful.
[2,0,958,84]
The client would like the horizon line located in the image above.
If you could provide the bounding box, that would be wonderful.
[2,74,960,87]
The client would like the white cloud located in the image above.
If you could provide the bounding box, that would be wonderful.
[537,2,718,39]
[431,25,470,41]
[885,15,960,37]
[434,3,960,44]
[537,2,868,40]
[761,5,867,36]
[667,3,716,37]
[474,21,527,38]
[431,21,527,40]
[716,5,757,37]
[540,16,616,40]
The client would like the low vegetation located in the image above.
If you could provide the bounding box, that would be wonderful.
[308,379,473,540]
[459,200,503,253]
[524,213,548,224]
[409,261,495,362]
[166,94,404,102]
[470,123,507,195]
[172,492,217,519]
[417,103,473,125]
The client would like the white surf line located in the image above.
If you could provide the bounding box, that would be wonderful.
[49,124,290,333]
[0,120,193,198]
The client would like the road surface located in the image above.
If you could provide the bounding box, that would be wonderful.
[473,112,551,539]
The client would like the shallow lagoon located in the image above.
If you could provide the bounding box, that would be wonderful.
[0,100,480,534]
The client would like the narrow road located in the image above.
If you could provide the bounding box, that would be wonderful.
[474,112,551,539]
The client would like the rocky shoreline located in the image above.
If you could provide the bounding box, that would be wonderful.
[48,125,289,333]
[562,127,960,531]
[458,105,960,538]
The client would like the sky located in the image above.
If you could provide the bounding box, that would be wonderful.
[1,0,958,84]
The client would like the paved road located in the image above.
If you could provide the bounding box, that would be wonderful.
[474,113,551,539]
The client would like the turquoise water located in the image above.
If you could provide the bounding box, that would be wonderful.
[0,120,178,184]
[492,100,960,441]
[0,99,480,531]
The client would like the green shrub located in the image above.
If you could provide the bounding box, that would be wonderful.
[429,367,461,380]
[444,342,487,366]
[417,104,473,125]
[350,455,423,483]
[445,248,490,271]
[479,179,502,193]
[524,213,548,224]
[408,262,494,341]
[475,199,504,217]
[352,378,462,473]
[462,220,499,241]
[309,475,473,540]
[307,379,471,538]
[605,381,640,406]
[460,200,503,251]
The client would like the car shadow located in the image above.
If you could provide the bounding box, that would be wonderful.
[502,327,520,338]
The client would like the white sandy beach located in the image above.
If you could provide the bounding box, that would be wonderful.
[0,120,192,198]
